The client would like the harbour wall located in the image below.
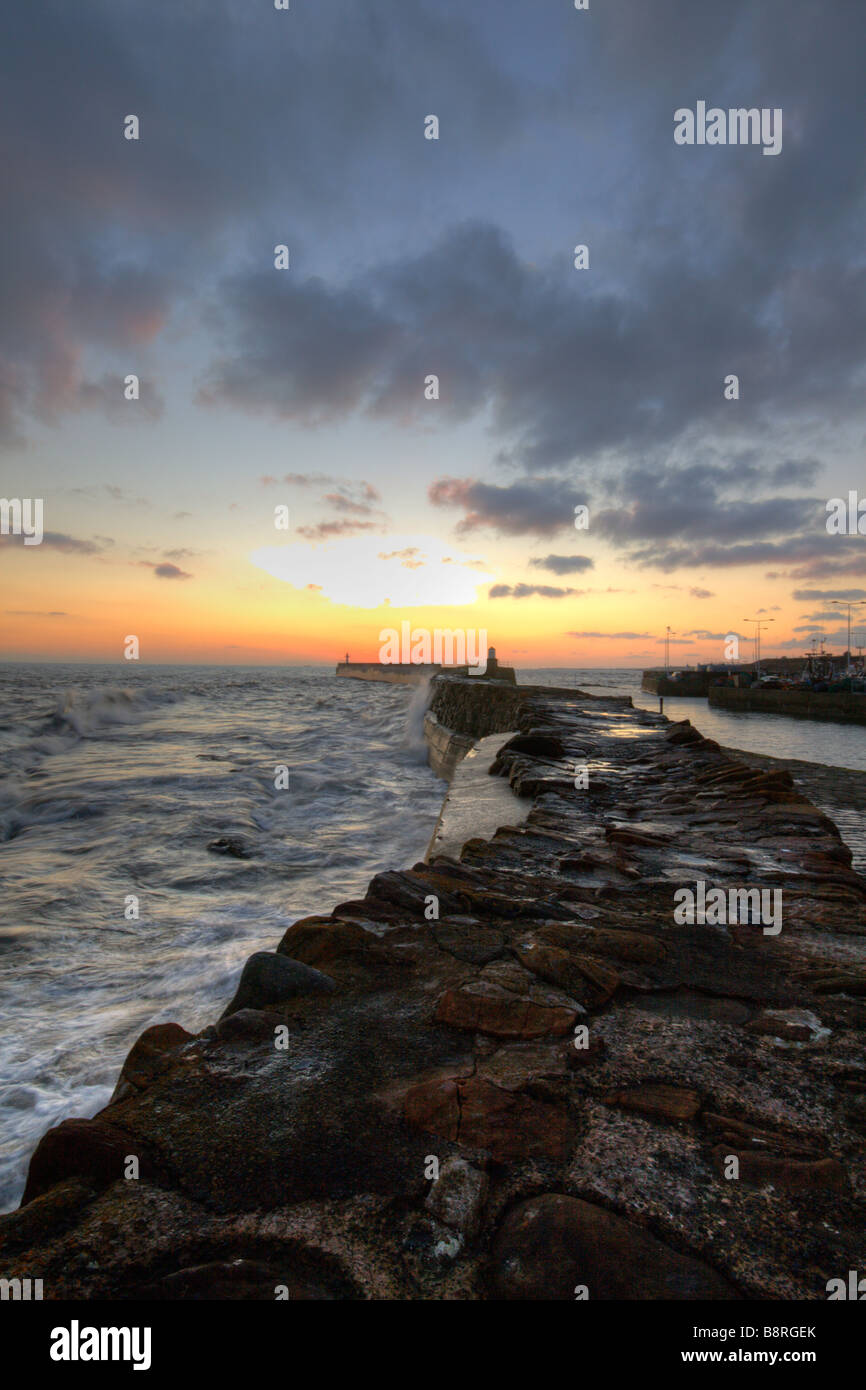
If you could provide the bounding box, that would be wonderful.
[641,671,714,697]
[424,674,632,779]
[336,662,443,686]
[709,684,866,725]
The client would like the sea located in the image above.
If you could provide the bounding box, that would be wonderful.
[0,662,863,1212]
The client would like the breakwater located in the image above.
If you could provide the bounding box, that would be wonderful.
[337,660,517,686]
[641,671,713,697]
[336,661,443,685]
[709,684,866,725]
[3,678,866,1300]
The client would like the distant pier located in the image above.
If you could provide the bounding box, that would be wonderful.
[336,647,516,685]
[641,670,714,697]
[336,661,444,686]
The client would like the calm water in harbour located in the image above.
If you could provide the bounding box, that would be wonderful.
[0,662,863,1211]
[524,668,866,772]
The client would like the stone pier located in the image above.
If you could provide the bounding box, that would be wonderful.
[2,679,865,1299]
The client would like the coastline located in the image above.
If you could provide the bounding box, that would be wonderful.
[3,676,866,1300]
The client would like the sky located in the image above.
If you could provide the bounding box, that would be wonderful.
[1,0,864,667]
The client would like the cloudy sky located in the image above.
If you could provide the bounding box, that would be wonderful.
[1,0,864,665]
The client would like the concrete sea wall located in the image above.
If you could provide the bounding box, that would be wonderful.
[709,684,866,725]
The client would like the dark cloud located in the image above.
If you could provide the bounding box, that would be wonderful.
[792,588,866,601]
[592,467,819,546]
[141,561,192,579]
[529,554,594,576]
[2,0,864,598]
[429,476,577,538]
[426,462,860,577]
[323,483,381,515]
[197,210,866,485]
[0,531,106,555]
[630,536,866,575]
[489,583,580,599]
[0,0,531,444]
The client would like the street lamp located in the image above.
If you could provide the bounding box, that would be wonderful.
[664,625,674,674]
[742,617,774,678]
[828,600,865,676]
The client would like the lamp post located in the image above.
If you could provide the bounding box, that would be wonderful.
[828,600,865,676]
[742,617,774,678]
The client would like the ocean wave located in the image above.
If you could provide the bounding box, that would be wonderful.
[42,685,178,739]
[0,665,446,1211]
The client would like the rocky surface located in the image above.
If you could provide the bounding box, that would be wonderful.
[2,680,866,1300]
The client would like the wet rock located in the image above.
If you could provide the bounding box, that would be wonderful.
[220,951,335,1019]
[403,1075,570,1161]
[711,1147,847,1192]
[431,920,506,966]
[492,1194,739,1299]
[109,1022,195,1103]
[367,868,465,916]
[0,1177,96,1251]
[702,1111,827,1158]
[745,1008,829,1044]
[424,1156,488,1236]
[434,985,577,1039]
[21,1118,159,1206]
[457,1078,570,1161]
[214,1008,282,1042]
[538,921,667,966]
[403,1077,461,1142]
[481,1041,572,1089]
[277,916,372,967]
[632,992,752,1026]
[515,940,619,1009]
[400,1211,465,1268]
[606,824,674,849]
[808,967,866,996]
[136,1255,354,1300]
[565,1033,606,1069]
[603,1083,702,1124]
[497,732,566,760]
[207,836,250,858]
[666,722,704,747]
